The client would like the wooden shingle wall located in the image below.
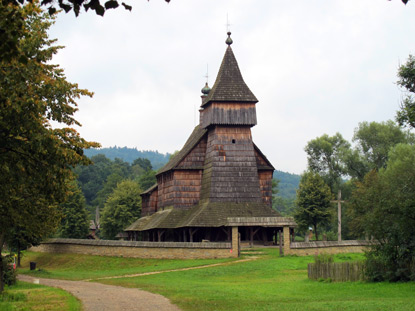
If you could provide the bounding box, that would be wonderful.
[177,136,207,169]
[258,171,273,207]
[171,170,202,208]
[202,102,257,128]
[142,189,158,216]
[201,126,262,203]
[157,171,174,209]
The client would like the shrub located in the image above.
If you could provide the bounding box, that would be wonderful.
[2,256,16,286]
[314,253,334,264]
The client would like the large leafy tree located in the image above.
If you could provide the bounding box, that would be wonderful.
[396,54,415,129]
[350,144,415,282]
[294,172,332,240]
[304,133,350,192]
[101,180,142,239]
[345,121,414,180]
[58,181,90,239]
[0,2,98,292]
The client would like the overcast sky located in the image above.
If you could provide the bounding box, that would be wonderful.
[49,0,415,175]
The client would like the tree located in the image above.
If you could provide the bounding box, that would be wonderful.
[349,144,415,281]
[304,133,350,192]
[294,172,332,240]
[350,121,414,175]
[101,180,142,239]
[0,3,98,292]
[396,54,415,129]
[137,170,157,191]
[58,181,90,239]
[132,158,153,172]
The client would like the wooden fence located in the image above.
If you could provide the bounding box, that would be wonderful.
[308,262,366,282]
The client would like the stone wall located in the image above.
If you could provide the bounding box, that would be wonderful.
[30,239,237,259]
[287,240,372,256]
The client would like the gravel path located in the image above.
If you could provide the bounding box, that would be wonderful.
[18,275,181,311]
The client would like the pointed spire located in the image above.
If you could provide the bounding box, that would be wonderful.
[202,33,258,107]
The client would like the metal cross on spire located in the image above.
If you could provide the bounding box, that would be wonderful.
[226,13,232,32]
[204,63,209,84]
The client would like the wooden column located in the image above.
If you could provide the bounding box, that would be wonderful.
[283,226,290,255]
[231,226,239,258]
[249,227,254,247]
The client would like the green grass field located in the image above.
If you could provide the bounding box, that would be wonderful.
[0,281,81,311]
[19,249,415,311]
[19,251,236,280]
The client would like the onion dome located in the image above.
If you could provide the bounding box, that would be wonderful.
[225,32,233,46]
[201,82,211,95]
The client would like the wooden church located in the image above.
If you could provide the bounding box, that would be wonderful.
[125,33,296,245]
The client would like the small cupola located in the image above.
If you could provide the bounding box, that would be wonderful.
[201,82,211,96]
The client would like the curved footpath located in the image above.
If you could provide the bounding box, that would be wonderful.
[17,255,259,310]
[18,275,181,311]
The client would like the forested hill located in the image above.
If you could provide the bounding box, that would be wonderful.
[84,147,300,199]
[84,147,171,170]
[273,170,301,199]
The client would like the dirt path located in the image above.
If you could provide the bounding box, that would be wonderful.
[18,275,181,311]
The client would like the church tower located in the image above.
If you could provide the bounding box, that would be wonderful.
[126,33,296,244]
[199,32,270,205]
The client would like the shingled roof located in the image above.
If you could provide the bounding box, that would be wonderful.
[157,125,207,175]
[125,201,282,231]
[202,45,258,107]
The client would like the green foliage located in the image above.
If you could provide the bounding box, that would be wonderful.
[101,180,142,239]
[349,144,415,282]
[305,133,350,192]
[314,253,334,264]
[396,54,415,129]
[0,1,97,292]
[273,196,296,216]
[58,181,89,239]
[273,170,300,199]
[74,154,159,220]
[344,121,414,180]
[294,172,332,239]
[1,256,16,286]
[84,147,170,170]
[137,170,157,191]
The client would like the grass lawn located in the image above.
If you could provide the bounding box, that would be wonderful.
[17,249,415,311]
[96,250,415,311]
[19,251,236,280]
[0,281,81,311]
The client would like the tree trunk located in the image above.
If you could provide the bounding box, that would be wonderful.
[17,241,21,267]
[314,224,318,241]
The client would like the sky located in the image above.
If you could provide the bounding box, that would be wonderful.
[49,0,415,175]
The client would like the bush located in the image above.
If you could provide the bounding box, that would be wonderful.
[314,254,334,265]
[2,256,17,286]
[365,246,415,282]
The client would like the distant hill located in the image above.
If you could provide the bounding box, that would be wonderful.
[84,147,171,170]
[273,170,301,199]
